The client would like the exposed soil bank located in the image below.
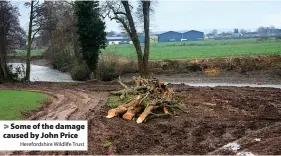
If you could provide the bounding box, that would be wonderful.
[121,70,281,87]
[0,81,280,155]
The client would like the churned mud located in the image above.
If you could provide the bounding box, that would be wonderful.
[0,81,281,155]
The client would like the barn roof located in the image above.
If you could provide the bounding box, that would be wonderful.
[182,30,204,33]
[151,30,203,35]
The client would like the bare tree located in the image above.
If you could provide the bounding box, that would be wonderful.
[212,29,218,36]
[103,0,153,78]
[142,1,150,77]
[44,2,79,59]
[25,0,48,81]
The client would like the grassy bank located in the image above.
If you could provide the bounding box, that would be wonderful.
[12,49,45,56]
[0,90,47,120]
[104,38,281,60]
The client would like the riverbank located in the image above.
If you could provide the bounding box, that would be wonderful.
[1,81,281,155]
[8,62,281,87]
[121,70,281,85]
[7,55,281,86]
[8,58,51,67]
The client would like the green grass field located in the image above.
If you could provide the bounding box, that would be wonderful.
[0,90,47,120]
[12,49,45,56]
[103,38,281,60]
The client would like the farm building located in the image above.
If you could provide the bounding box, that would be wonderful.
[138,30,205,43]
[182,30,204,41]
[106,36,130,45]
[138,35,159,43]
[157,31,183,42]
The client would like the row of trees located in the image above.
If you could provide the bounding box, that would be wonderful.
[39,0,153,80]
[208,26,280,37]
[0,0,153,82]
[0,1,25,83]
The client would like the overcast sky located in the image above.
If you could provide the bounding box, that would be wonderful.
[14,0,281,33]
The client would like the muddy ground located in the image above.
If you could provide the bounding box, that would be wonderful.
[0,81,281,155]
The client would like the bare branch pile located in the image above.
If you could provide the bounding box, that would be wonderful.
[106,76,187,124]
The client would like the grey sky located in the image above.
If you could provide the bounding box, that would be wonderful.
[15,1,281,33]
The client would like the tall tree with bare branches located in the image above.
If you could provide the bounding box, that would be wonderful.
[25,0,48,81]
[104,0,153,78]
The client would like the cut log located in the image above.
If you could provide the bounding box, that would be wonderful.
[106,95,142,118]
[122,93,147,120]
[136,105,159,124]
[163,106,169,114]
[123,105,143,120]
[106,106,128,119]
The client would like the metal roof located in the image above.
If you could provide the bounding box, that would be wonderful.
[150,30,203,35]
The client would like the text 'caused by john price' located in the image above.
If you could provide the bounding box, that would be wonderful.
[3,132,79,140]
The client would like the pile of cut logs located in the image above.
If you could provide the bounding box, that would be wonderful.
[106,76,187,124]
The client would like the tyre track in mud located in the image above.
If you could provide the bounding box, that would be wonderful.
[1,82,281,155]
[0,82,117,155]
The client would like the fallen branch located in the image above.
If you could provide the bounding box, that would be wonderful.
[110,86,147,96]
[122,105,143,120]
[144,112,171,122]
[118,81,128,89]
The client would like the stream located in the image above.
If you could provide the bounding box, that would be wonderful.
[9,63,281,89]
[9,63,75,82]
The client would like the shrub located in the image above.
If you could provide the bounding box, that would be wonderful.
[96,52,138,81]
[70,61,91,81]
[99,61,119,81]
[96,54,120,81]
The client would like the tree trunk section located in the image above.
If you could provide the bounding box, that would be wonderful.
[142,1,151,78]
[106,95,142,118]
[26,0,34,82]
[136,104,159,124]
[0,2,8,82]
[122,105,143,120]
[121,1,145,77]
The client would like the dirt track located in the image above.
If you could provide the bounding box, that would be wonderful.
[1,82,281,155]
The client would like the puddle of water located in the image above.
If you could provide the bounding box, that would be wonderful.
[237,152,255,156]
[166,82,281,89]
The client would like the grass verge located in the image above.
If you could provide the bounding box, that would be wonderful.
[0,90,48,120]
